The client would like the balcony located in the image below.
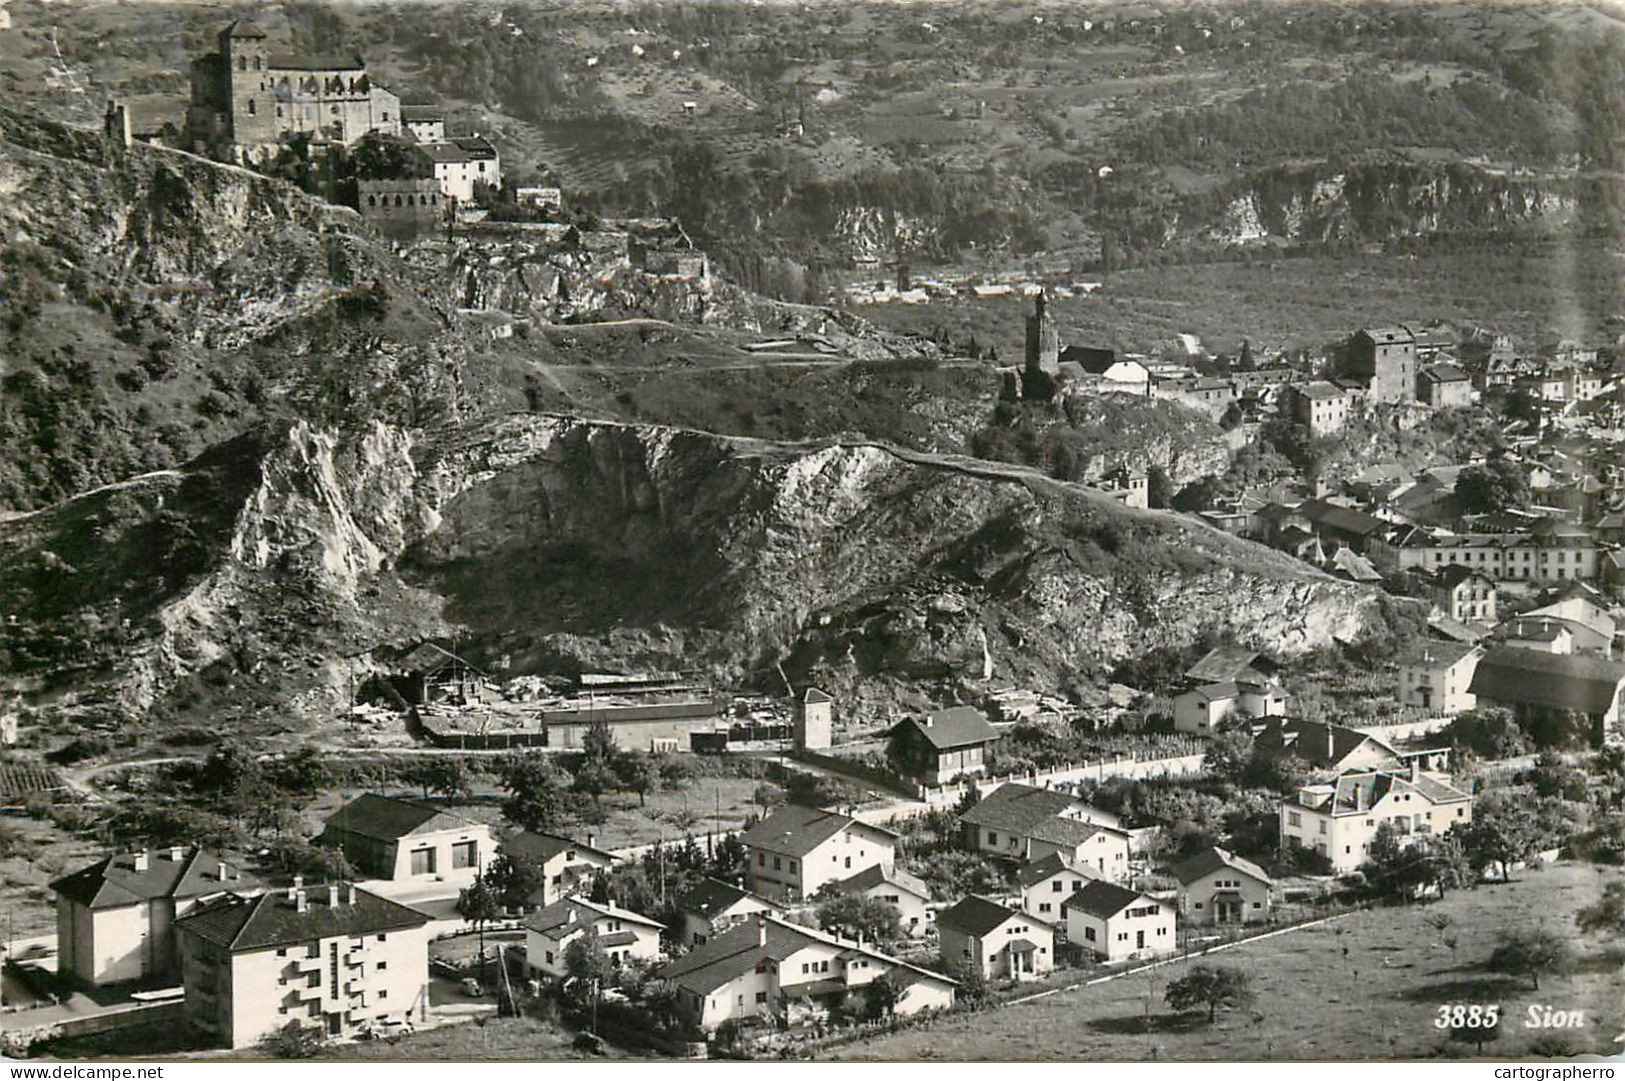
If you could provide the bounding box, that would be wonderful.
[295,954,324,973]
[296,982,325,1001]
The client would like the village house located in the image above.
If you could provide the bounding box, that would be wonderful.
[655,916,955,1032]
[1063,881,1177,963]
[1517,584,1617,655]
[675,878,783,947]
[52,847,263,986]
[1279,764,1475,872]
[959,782,1131,879]
[524,897,664,978]
[175,883,430,1049]
[1016,852,1099,925]
[1496,617,1576,654]
[1417,363,1473,408]
[1396,640,1483,716]
[1283,380,1352,436]
[1468,647,1625,745]
[888,706,1002,784]
[936,895,1054,982]
[417,135,502,202]
[825,865,933,937]
[1429,565,1497,624]
[1380,525,1605,584]
[1173,679,1289,735]
[496,831,617,909]
[1251,718,1409,776]
[740,805,897,901]
[1170,846,1273,926]
[1057,346,1151,395]
[318,793,492,886]
[1299,499,1390,555]
[398,103,445,142]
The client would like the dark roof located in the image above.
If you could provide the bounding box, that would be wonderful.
[268,52,366,71]
[322,793,478,842]
[801,687,832,704]
[936,895,1021,937]
[958,783,1079,832]
[222,19,267,38]
[1184,646,1275,685]
[830,864,929,899]
[1301,499,1387,538]
[400,104,445,121]
[1295,380,1346,401]
[1498,618,1575,643]
[52,847,260,911]
[1026,815,1110,848]
[677,877,779,920]
[1358,326,1415,344]
[1179,681,1239,704]
[1394,640,1480,670]
[1421,363,1469,384]
[739,805,883,858]
[1252,718,1398,769]
[893,706,1000,750]
[176,887,427,952]
[499,830,615,865]
[525,897,661,938]
[1469,647,1625,715]
[1057,345,1117,372]
[1301,770,1470,816]
[1170,846,1271,888]
[656,916,950,996]
[1434,564,1493,589]
[1064,880,1148,920]
[1016,852,1097,888]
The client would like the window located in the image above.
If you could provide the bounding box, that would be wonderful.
[773,857,782,871]
[377,934,386,943]
[987,831,998,845]
[410,847,436,875]
[377,961,387,971]
[247,100,257,116]
[757,853,765,866]
[755,991,767,1004]
[378,990,388,1000]
[452,841,477,869]
[1287,812,1301,827]
[1084,927,1096,941]
[1051,881,1062,893]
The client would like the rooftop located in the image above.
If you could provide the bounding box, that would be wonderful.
[52,847,261,911]
[1065,879,1149,920]
[738,804,889,859]
[1170,846,1272,888]
[937,894,1023,937]
[322,793,480,842]
[177,886,427,952]
[1469,647,1625,715]
[893,705,1000,751]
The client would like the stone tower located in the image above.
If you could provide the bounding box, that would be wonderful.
[792,687,833,751]
[219,20,276,149]
[1024,291,1059,377]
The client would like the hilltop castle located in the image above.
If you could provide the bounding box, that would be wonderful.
[186,20,401,160]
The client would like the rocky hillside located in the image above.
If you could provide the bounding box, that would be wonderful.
[0,413,1375,743]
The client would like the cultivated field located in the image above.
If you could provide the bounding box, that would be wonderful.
[836,862,1624,1061]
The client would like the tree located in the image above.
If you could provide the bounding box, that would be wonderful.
[1164,964,1255,1023]
[581,716,618,764]
[500,752,573,833]
[614,751,657,807]
[485,852,546,911]
[1203,726,1254,780]
[815,893,903,942]
[947,960,990,1010]
[1454,460,1530,514]
[565,926,613,1000]
[1575,880,1625,936]
[862,971,905,1021]
[1485,929,1572,990]
[258,1019,324,1058]
[417,757,472,801]
[456,874,502,979]
[1456,799,1542,882]
[752,782,785,812]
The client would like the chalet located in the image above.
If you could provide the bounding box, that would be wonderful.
[1016,852,1098,925]
[1172,680,1287,735]
[889,706,1001,784]
[1184,647,1280,687]
[675,878,783,947]
[936,895,1054,981]
[740,805,897,900]
[318,794,492,885]
[959,783,1131,880]
[497,831,617,909]
[655,916,955,1032]
[1280,764,1474,872]
[1395,640,1482,716]
[53,847,262,986]
[524,897,663,978]
[1063,881,1177,962]
[1251,718,1404,776]
[176,883,429,1049]
[1468,647,1625,745]
[1170,846,1272,926]
[826,865,933,937]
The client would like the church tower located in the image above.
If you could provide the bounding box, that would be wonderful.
[218,20,275,150]
[1024,291,1059,376]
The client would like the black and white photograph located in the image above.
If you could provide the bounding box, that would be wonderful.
[0,0,1621,1067]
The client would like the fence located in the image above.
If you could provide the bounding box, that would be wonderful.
[918,752,1208,806]
[1,999,184,1055]
[1353,715,1455,742]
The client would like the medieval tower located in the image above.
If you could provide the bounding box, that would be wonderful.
[219,20,276,147]
[1024,291,1060,377]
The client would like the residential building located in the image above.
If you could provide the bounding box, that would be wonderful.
[175,883,430,1049]
[1418,363,1473,408]
[936,895,1054,982]
[1382,526,1604,583]
[1518,585,1616,655]
[959,783,1131,879]
[399,103,444,142]
[52,847,262,986]
[826,865,933,937]
[1395,641,1483,716]
[1172,680,1288,735]
[1016,852,1098,926]
[675,878,783,948]
[1251,718,1405,776]
[1283,381,1351,436]
[1279,764,1474,872]
[496,831,616,909]
[740,805,897,901]
[1300,499,1390,555]
[419,135,501,202]
[1170,847,1272,926]
[1057,347,1151,394]
[1429,565,1497,624]
[1063,881,1177,963]
[317,793,492,885]
[1468,647,1625,745]
[1496,618,1576,655]
[524,897,663,978]
[655,916,955,1032]
[888,706,1001,784]
[1184,646,1281,687]
[1349,326,1417,405]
